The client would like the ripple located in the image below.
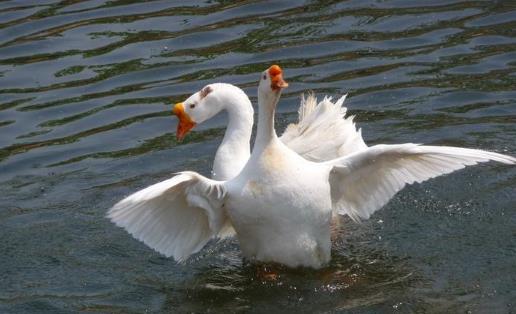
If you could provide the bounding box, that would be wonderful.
[1,0,515,312]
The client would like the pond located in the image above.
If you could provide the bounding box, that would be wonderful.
[1,1,515,313]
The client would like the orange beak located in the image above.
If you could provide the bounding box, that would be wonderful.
[268,64,288,91]
[172,102,196,141]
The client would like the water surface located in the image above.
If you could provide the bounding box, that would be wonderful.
[1,1,515,313]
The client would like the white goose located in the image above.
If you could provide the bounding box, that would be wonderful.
[108,65,515,269]
[172,83,366,181]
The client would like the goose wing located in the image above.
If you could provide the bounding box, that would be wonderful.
[107,171,227,261]
[327,144,515,221]
[280,94,367,161]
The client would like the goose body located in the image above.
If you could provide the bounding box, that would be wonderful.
[108,65,516,269]
[226,138,333,267]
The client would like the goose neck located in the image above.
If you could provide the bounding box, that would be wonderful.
[255,90,280,151]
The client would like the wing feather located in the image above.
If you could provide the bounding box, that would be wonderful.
[327,144,516,221]
[280,94,367,161]
[107,171,227,262]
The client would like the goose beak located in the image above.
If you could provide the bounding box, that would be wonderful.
[173,102,196,141]
[269,64,288,91]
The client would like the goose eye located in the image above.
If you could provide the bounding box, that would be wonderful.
[263,74,266,80]
[189,104,196,109]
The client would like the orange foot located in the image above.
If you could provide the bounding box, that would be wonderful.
[255,264,280,282]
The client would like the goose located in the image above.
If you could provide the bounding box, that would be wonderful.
[172,83,367,181]
[108,65,515,269]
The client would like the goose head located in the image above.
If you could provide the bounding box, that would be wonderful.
[173,83,249,140]
[258,65,288,107]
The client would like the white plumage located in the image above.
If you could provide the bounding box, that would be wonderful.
[108,65,515,268]
[108,172,227,262]
[174,83,366,181]
[327,144,516,221]
[281,94,367,160]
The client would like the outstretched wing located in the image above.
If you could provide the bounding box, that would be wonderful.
[280,94,367,161]
[327,144,516,221]
[107,171,227,262]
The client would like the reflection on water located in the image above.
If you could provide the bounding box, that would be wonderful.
[181,228,417,313]
[1,1,515,312]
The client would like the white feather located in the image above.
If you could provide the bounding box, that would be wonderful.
[280,93,367,161]
[109,73,515,268]
[327,144,516,221]
[107,171,226,261]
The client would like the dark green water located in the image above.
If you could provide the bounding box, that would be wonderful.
[1,1,515,313]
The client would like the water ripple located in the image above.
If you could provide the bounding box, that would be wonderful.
[1,1,515,312]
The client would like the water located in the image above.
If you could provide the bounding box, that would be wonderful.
[1,0,515,312]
